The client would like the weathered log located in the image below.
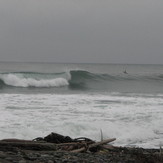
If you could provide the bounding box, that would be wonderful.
[70,146,87,153]
[57,141,93,146]
[89,138,116,149]
[71,138,116,153]
[1,139,37,143]
[0,141,57,151]
[102,145,115,149]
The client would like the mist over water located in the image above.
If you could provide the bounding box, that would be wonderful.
[0,62,163,148]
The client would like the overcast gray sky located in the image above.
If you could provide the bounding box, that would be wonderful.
[0,0,163,64]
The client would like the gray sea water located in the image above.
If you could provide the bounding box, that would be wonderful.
[0,62,163,148]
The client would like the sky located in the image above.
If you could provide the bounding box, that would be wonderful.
[0,0,163,64]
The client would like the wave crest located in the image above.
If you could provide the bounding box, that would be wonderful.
[0,73,69,87]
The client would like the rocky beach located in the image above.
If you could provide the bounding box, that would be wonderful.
[0,133,162,163]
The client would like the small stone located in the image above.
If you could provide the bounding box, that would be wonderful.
[48,160,53,163]
[19,160,26,163]
[0,151,6,158]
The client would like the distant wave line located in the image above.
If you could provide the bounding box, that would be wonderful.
[0,70,163,88]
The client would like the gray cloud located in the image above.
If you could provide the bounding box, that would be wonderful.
[0,0,163,64]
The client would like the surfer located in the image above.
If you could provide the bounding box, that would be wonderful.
[123,70,128,74]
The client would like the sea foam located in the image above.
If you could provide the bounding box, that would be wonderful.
[0,74,69,87]
[0,93,162,148]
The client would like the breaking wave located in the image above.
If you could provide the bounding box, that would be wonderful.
[0,70,163,90]
[0,72,69,88]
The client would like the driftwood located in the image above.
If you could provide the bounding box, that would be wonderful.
[0,141,57,151]
[0,133,116,153]
[1,139,34,143]
[71,138,116,153]
[102,144,116,149]
[0,133,162,162]
[0,138,116,153]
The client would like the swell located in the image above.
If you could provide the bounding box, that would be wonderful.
[69,70,163,83]
[0,70,163,89]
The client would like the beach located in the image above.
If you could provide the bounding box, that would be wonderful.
[0,132,162,163]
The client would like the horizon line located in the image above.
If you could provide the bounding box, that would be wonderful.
[0,60,163,65]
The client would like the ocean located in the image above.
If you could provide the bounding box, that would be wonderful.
[0,62,162,148]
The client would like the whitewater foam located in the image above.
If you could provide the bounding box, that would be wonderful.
[0,74,69,87]
[0,93,162,148]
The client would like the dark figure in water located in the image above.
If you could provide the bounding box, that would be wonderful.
[123,70,128,74]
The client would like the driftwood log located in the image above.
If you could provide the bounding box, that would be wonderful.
[0,133,162,163]
[0,133,116,153]
[71,138,116,153]
[0,138,116,152]
[0,141,57,151]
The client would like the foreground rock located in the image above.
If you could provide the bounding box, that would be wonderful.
[0,133,162,163]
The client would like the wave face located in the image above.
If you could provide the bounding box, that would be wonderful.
[0,70,163,93]
[69,70,163,92]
